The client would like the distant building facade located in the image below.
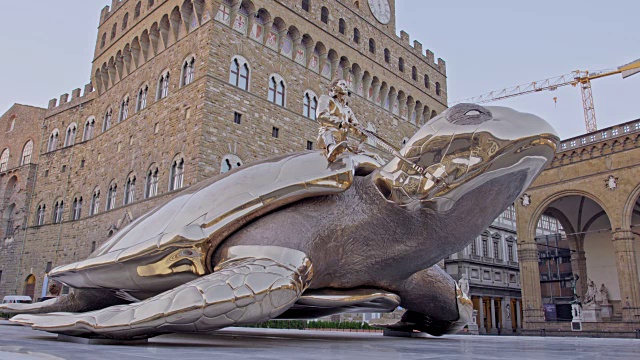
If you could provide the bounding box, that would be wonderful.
[445,205,561,334]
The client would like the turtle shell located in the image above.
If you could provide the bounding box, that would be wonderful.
[49,152,356,298]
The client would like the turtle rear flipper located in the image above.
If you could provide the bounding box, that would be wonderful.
[373,265,473,336]
[0,289,127,315]
[11,246,312,339]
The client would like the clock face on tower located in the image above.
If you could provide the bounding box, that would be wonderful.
[368,0,391,25]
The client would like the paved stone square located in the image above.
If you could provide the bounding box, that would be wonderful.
[1,322,639,360]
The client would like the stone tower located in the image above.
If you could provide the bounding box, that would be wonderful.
[0,0,448,299]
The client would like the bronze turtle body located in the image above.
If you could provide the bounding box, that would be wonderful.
[1,104,558,339]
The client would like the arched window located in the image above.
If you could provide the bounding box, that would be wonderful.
[384,48,390,63]
[469,236,478,256]
[83,117,96,141]
[4,203,15,238]
[134,2,142,19]
[64,123,77,147]
[6,116,15,132]
[4,176,16,199]
[124,174,136,205]
[90,188,100,216]
[353,28,360,44]
[369,38,376,54]
[72,197,82,221]
[103,108,113,131]
[412,66,418,81]
[122,13,129,30]
[148,0,154,8]
[398,58,404,72]
[321,6,329,24]
[137,84,149,111]
[481,232,489,257]
[181,56,196,87]
[157,72,170,100]
[21,141,33,166]
[111,23,117,40]
[169,157,184,191]
[229,56,250,90]
[339,18,346,34]
[268,75,286,106]
[220,154,243,174]
[100,33,106,49]
[145,166,159,198]
[431,110,437,119]
[302,0,310,12]
[492,233,501,259]
[47,129,59,152]
[0,148,8,172]
[36,204,46,226]
[303,91,318,120]
[53,200,64,224]
[119,97,129,122]
[436,82,442,96]
[106,182,117,211]
[424,74,430,89]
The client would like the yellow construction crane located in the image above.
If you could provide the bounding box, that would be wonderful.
[452,59,640,133]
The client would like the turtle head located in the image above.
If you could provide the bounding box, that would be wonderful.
[372,103,559,211]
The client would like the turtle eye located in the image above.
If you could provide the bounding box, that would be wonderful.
[446,104,492,126]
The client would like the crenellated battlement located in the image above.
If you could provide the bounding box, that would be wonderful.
[46,83,95,114]
[397,30,446,75]
[100,0,127,25]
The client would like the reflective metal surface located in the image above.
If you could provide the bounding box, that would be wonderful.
[11,246,312,340]
[46,152,358,299]
[1,101,558,340]
[373,103,559,211]
[317,80,367,162]
[282,288,401,319]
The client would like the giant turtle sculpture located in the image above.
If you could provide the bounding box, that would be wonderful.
[1,104,558,340]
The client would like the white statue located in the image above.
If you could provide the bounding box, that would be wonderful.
[584,279,597,306]
[571,303,582,321]
[605,175,618,190]
[599,284,610,306]
[458,274,470,296]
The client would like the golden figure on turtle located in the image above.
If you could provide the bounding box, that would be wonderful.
[316,79,367,162]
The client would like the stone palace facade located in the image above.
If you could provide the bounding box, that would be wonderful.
[0,0,447,301]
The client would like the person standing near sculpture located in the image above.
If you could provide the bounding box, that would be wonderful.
[316,79,367,162]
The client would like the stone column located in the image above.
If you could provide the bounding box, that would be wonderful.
[515,300,522,330]
[570,248,587,296]
[502,296,513,332]
[517,241,545,325]
[612,230,640,321]
[478,297,486,334]
[490,297,498,334]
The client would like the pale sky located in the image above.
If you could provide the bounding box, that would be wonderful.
[1,1,638,140]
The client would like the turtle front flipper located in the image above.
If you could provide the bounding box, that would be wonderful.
[0,289,128,315]
[11,246,312,340]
